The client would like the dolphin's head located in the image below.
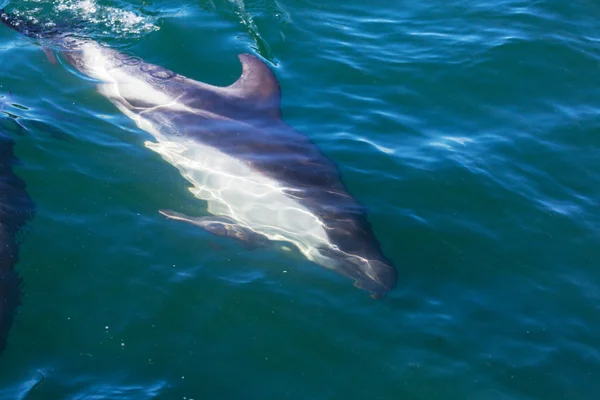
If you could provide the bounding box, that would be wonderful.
[317,245,397,299]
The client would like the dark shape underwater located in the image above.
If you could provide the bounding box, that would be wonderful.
[0,128,34,356]
[1,9,397,298]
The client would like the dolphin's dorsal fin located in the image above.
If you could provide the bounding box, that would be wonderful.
[227,54,281,119]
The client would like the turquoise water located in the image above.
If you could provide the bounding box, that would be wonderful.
[1,0,599,398]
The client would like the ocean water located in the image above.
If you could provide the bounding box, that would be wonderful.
[0,0,599,398]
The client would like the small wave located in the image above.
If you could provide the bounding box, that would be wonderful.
[207,0,292,61]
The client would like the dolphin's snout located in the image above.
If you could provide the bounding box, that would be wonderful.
[351,258,397,299]
[368,259,397,291]
[325,248,397,299]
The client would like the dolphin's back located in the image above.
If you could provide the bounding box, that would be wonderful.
[0,8,397,297]
[64,34,395,292]
[66,40,377,234]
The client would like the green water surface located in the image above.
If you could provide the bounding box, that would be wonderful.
[0,0,599,399]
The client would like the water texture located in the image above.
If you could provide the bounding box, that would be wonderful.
[0,0,599,398]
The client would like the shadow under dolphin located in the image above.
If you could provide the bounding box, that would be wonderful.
[0,127,34,356]
[0,9,397,299]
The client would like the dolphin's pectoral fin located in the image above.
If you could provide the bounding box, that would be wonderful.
[159,209,270,250]
[225,54,282,120]
[42,46,57,65]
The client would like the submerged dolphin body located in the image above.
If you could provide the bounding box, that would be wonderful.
[0,128,33,356]
[1,10,397,298]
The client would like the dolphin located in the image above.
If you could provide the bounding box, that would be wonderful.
[0,126,34,356]
[1,10,397,298]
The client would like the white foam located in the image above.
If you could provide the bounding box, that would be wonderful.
[19,0,159,36]
[55,0,98,14]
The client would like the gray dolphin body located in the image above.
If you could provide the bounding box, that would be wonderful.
[1,10,397,298]
[0,129,33,356]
